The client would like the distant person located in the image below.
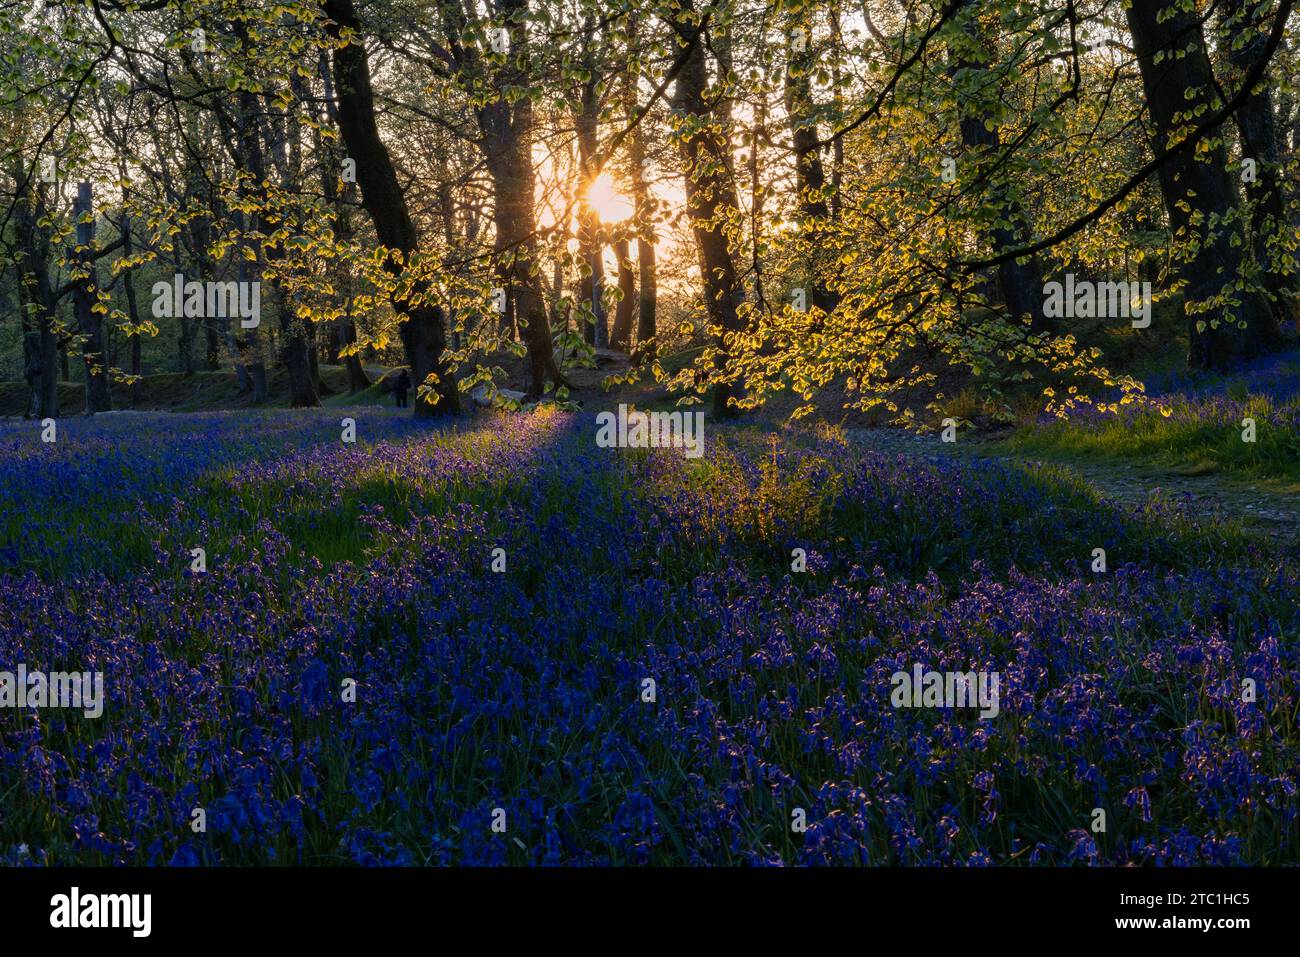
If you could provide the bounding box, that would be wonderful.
[394,370,411,408]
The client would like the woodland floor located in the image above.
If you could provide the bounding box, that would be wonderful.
[845,427,1300,550]
[4,347,1295,549]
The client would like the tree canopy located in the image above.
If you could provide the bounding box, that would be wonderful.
[2,0,1296,420]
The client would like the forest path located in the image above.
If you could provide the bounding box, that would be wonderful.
[845,428,1300,548]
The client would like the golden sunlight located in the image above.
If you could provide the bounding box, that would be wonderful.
[584,173,634,223]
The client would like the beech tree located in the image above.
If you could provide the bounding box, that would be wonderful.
[1125,0,1282,369]
[2,0,1296,419]
[324,0,459,413]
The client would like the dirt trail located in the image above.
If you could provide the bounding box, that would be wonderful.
[845,428,1299,547]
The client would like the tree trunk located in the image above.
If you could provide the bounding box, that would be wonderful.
[186,204,222,372]
[1221,0,1297,329]
[234,80,318,409]
[172,242,196,376]
[634,235,658,363]
[310,330,333,396]
[574,34,608,349]
[785,6,839,314]
[474,1,565,398]
[277,290,320,407]
[323,0,459,414]
[828,4,845,224]
[1126,0,1280,368]
[229,211,268,403]
[625,14,658,364]
[579,211,607,348]
[672,4,746,417]
[120,215,145,405]
[342,315,369,392]
[951,2,1050,336]
[15,262,41,418]
[206,186,251,392]
[317,50,372,395]
[610,237,636,351]
[13,170,61,419]
[487,143,562,396]
[284,72,324,406]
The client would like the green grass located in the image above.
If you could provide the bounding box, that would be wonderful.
[1000,393,1300,481]
[321,380,393,408]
